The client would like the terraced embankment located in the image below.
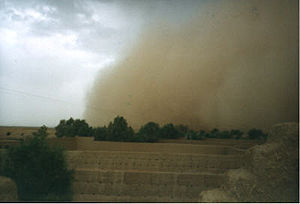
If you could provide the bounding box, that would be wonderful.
[66,138,258,202]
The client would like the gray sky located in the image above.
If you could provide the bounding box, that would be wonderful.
[0,0,199,127]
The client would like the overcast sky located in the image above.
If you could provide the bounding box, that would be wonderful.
[0,0,199,127]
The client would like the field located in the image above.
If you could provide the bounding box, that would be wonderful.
[0,126,56,138]
[0,126,260,202]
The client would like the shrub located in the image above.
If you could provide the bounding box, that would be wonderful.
[135,122,160,142]
[6,132,11,136]
[159,123,181,139]
[55,118,93,138]
[1,126,74,201]
[248,128,268,140]
[106,116,135,142]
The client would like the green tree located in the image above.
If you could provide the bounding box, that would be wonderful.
[106,116,134,141]
[55,118,92,138]
[248,128,267,140]
[159,123,180,139]
[209,128,219,138]
[136,122,160,142]
[94,126,109,141]
[175,124,189,137]
[185,130,197,140]
[219,130,231,139]
[230,129,243,140]
[1,126,74,201]
[33,125,48,138]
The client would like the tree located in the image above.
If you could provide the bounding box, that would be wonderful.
[94,126,109,141]
[159,123,181,139]
[198,130,206,137]
[106,116,134,141]
[33,125,48,138]
[248,128,268,140]
[175,124,189,137]
[1,126,74,201]
[55,118,93,138]
[219,130,231,139]
[185,130,197,140]
[230,129,243,140]
[136,122,160,142]
[208,128,219,138]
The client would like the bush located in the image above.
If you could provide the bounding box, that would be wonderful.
[159,123,181,139]
[1,126,74,201]
[135,122,160,142]
[248,128,268,140]
[106,116,135,142]
[55,118,93,138]
[6,132,11,136]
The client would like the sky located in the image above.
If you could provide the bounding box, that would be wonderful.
[0,0,298,130]
[0,0,184,127]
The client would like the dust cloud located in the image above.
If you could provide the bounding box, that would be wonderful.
[85,0,298,131]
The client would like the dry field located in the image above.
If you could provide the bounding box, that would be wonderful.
[0,126,56,138]
[0,126,261,202]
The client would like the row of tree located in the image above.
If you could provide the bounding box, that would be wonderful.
[54,116,268,142]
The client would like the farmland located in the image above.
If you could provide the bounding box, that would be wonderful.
[0,125,260,201]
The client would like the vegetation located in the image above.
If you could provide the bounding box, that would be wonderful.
[135,122,160,142]
[106,116,135,141]
[6,132,11,136]
[1,126,74,201]
[230,129,243,140]
[93,126,109,141]
[94,116,135,142]
[54,116,267,142]
[175,124,189,136]
[248,128,268,141]
[185,130,205,140]
[55,117,93,138]
[159,123,182,139]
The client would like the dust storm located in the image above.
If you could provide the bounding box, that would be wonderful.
[85,0,298,131]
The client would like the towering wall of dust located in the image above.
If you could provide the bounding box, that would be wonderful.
[85,0,298,131]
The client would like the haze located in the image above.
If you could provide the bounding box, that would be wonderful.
[0,0,298,131]
[85,0,299,131]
